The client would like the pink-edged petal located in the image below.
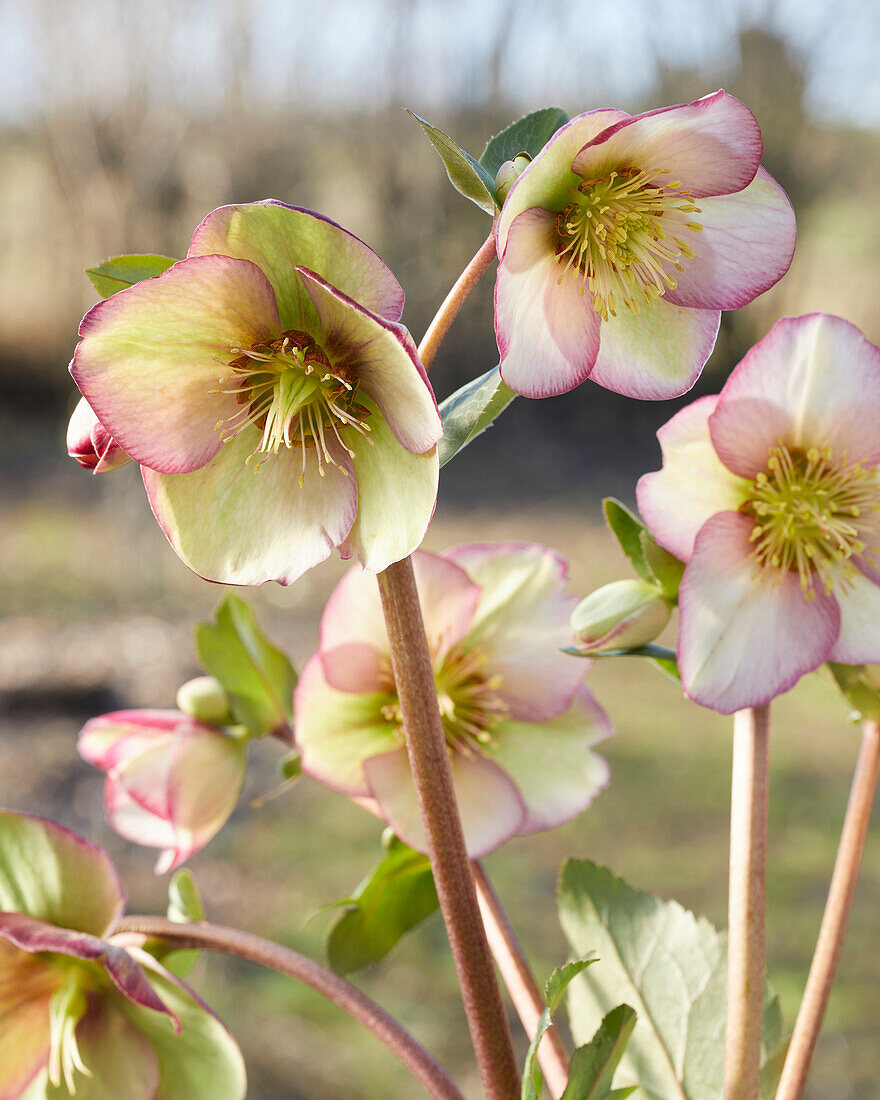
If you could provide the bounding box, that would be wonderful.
[664,168,795,310]
[677,511,839,714]
[321,644,387,693]
[105,778,179,857]
[78,711,182,772]
[497,108,631,255]
[0,939,58,1100]
[362,747,527,858]
[294,654,400,795]
[486,688,612,835]
[339,398,439,572]
[637,395,751,561]
[0,812,124,937]
[295,267,441,452]
[828,570,880,664]
[446,543,584,721]
[588,296,720,400]
[318,566,389,655]
[71,256,281,475]
[144,426,356,586]
[188,199,404,324]
[572,91,761,198]
[60,998,160,1100]
[710,314,880,477]
[66,397,131,474]
[496,208,601,398]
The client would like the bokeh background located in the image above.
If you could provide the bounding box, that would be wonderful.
[1,1,879,1096]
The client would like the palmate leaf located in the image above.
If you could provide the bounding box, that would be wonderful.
[480,106,569,178]
[438,365,516,467]
[558,861,786,1100]
[86,254,177,298]
[405,109,497,214]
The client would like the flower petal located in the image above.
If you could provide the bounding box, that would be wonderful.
[588,296,720,400]
[496,208,601,398]
[0,940,57,1100]
[71,255,281,475]
[443,543,583,721]
[828,569,880,664]
[295,267,441,453]
[636,395,751,561]
[188,200,404,325]
[709,314,880,477]
[362,747,527,858]
[78,711,180,772]
[143,427,357,586]
[663,168,795,310]
[572,91,762,198]
[486,689,612,834]
[321,644,388,694]
[677,511,839,713]
[0,813,124,938]
[104,780,180,872]
[56,999,160,1100]
[295,654,399,795]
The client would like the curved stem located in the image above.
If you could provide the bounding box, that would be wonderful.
[112,916,465,1100]
[377,558,520,1099]
[473,862,570,1098]
[775,718,880,1100]
[724,704,770,1100]
[418,227,497,371]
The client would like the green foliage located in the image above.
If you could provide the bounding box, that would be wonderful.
[563,1005,638,1100]
[828,662,880,721]
[602,499,684,601]
[564,643,680,683]
[326,834,439,975]
[86,254,177,298]
[558,860,786,1100]
[480,107,569,179]
[195,595,296,739]
[156,869,206,978]
[522,957,597,1100]
[405,109,497,214]
[438,366,516,467]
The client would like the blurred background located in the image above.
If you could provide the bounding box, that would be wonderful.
[1,0,879,1096]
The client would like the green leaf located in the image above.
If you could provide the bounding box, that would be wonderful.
[86,254,177,298]
[603,499,685,601]
[439,366,516,467]
[522,956,597,1100]
[481,107,569,178]
[156,869,206,978]
[639,532,685,600]
[405,109,497,214]
[326,835,439,974]
[195,595,296,739]
[562,1004,638,1099]
[827,662,880,721]
[558,861,786,1100]
[563,644,681,683]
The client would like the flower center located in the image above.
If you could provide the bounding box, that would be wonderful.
[743,444,880,599]
[554,167,703,321]
[213,330,373,480]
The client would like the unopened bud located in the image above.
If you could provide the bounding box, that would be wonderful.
[571,579,672,653]
[176,676,232,726]
[67,397,131,473]
[494,152,532,205]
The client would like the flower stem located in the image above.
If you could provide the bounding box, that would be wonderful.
[377,558,520,1099]
[418,227,497,371]
[112,916,465,1100]
[774,718,880,1100]
[724,703,770,1100]
[472,861,571,1099]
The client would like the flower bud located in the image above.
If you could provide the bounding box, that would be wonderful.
[571,579,672,653]
[67,396,131,473]
[176,675,232,726]
[494,152,532,205]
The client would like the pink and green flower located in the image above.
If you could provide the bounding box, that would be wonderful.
[70,201,442,586]
[295,544,612,856]
[494,91,795,400]
[638,313,880,713]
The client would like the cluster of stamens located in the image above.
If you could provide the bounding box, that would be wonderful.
[743,443,880,600]
[555,166,703,320]
[211,330,373,482]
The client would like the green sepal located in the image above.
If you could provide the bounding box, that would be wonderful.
[480,107,569,180]
[564,643,680,683]
[195,595,296,739]
[522,956,597,1100]
[279,753,303,781]
[439,366,516,467]
[562,1004,638,1099]
[325,833,439,975]
[827,662,880,721]
[86,254,177,298]
[142,869,206,979]
[405,109,497,214]
[602,498,684,600]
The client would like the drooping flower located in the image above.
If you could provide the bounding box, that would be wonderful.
[295,544,612,856]
[66,397,131,473]
[637,313,880,713]
[0,811,246,1099]
[495,91,796,400]
[70,201,442,586]
[78,707,248,874]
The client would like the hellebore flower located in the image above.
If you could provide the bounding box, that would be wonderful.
[495,90,796,400]
[637,313,880,714]
[571,579,672,653]
[66,397,131,473]
[0,811,246,1099]
[70,201,442,586]
[295,544,612,856]
[79,708,247,874]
